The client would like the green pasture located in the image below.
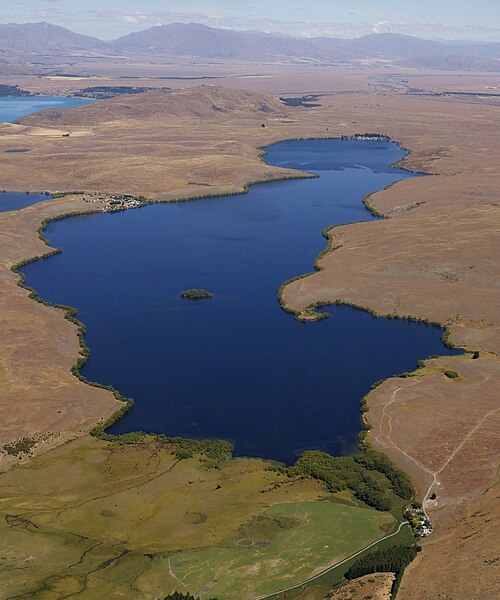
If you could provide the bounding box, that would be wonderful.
[168,500,397,599]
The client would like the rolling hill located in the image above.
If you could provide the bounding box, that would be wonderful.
[17,85,285,127]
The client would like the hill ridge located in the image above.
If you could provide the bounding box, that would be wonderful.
[17,85,286,127]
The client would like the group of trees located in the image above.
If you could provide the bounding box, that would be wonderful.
[355,447,414,500]
[2,436,37,457]
[345,544,421,597]
[169,436,233,466]
[345,544,420,579]
[289,450,392,511]
[288,445,415,511]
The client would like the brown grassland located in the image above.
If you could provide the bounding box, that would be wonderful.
[0,66,499,598]
[294,572,395,600]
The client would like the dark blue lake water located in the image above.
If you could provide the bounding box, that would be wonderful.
[0,96,91,123]
[0,191,50,212]
[21,139,460,463]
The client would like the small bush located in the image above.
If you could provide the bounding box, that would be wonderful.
[175,449,193,460]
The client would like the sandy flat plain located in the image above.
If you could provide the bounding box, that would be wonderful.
[0,68,499,598]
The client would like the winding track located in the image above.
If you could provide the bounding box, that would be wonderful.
[422,405,500,510]
[375,379,435,498]
[375,377,499,516]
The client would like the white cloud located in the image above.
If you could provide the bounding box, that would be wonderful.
[122,15,138,24]
[121,14,147,25]
[372,21,391,34]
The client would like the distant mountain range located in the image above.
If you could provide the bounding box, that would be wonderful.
[1,21,499,71]
[0,22,110,54]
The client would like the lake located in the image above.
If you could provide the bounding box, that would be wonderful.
[0,95,91,123]
[21,139,461,463]
[0,191,52,213]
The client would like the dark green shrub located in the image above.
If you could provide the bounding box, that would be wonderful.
[2,437,37,456]
[175,449,193,460]
[163,593,217,600]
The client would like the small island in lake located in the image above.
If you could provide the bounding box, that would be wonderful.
[180,288,214,300]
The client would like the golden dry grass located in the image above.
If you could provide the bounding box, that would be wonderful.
[326,573,394,600]
[0,196,122,471]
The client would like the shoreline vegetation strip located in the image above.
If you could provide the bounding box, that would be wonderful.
[8,134,465,476]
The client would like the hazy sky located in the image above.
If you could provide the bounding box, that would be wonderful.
[2,0,500,41]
